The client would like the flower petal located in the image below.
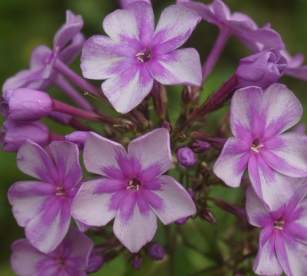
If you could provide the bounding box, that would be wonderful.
[71,178,124,226]
[150,5,201,54]
[142,175,196,224]
[248,153,296,211]
[11,239,46,276]
[128,128,172,176]
[83,132,127,178]
[81,35,135,80]
[49,141,83,189]
[16,141,58,184]
[213,137,251,188]
[230,86,263,139]
[113,192,157,252]
[253,226,283,275]
[59,33,85,65]
[25,198,71,253]
[8,181,55,227]
[260,133,307,177]
[276,232,307,276]
[285,66,307,81]
[102,63,154,113]
[245,186,273,227]
[148,48,201,86]
[261,83,302,139]
[103,1,154,48]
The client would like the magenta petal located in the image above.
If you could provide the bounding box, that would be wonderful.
[103,2,154,48]
[214,137,251,187]
[128,128,172,177]
[260,133,307,177]
[83,132,127,178]
[148,48,201,86]
[253,226,283,275]
[150,5,201,54]
[261,84,302,139]
[17,141,58,184]
[285,66,307,81]
[230,86,263,139]
[81,35,135,80]
[11,239,46,276]
[143,175,196,224]
[59,33,85,65]
[245,187,273,227]
[49,141,83,189]
[102,63,154,113]
[8,181,54,227]
[248,154,296,211]
[25,199,71,253]
[113,193,157,252]
[71,178,122,226]
[275,232,307,276]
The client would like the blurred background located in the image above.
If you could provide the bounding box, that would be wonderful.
[0,0,307,275]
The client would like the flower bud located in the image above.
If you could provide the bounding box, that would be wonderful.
[200,209,217,224]
[189,140,211,153]
[235,49,287,89]
[175,216,190,225]
[64,131,88,148]
[161,121,172,133]
[214,198,247,220]
[86,254,104,274]
[132,254,142,269]
[1,88,53,121]
[0,121,50,152]
[177,147,196,167]
[147,243,165,260]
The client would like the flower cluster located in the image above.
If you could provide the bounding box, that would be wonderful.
[3,0,307,275]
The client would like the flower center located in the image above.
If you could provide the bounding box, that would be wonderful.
[251,138,264,153]
[57,255,66,267]
[136,49,152,63]
[56,185,66,196]
[127,178,141,191]
[274,217,285,230]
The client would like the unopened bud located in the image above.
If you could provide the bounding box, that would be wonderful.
[132,254,142,269]
[177,133,187,142]
[64,131,88,148]
[175,216,190,225]
[200,209,217,224]
[214,198,247,220]
[113,119,136,132]
[190,132,226,150]
[177,147,196,167]
[189,140,211,153]
[86,254,104,274]
[147,243,165,260]
[161,121,172,133]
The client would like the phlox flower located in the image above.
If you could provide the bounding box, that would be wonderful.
[214,83,307,211]
[246,184,307,276]
[81,2,202,113]
[71,128,196,252]
[10,228,93,276]
[8,141,83,253]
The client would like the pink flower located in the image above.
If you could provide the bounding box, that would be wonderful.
[71,128,196,252]
[246,185,307,275]
[214,83,307,211]
[11,228,93,276]
[8,141,83,253]
[81,2,202,113]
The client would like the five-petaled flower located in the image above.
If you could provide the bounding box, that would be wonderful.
[8,141,83,253]
[81,1,202,113]
[246,184,307,276]
[10,227,93,276]
[214,83,307,211]
[71,128,196,252]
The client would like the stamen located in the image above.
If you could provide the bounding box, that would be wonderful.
[56,185,66,196]
[274,218,285,230]
[127,178,141,190]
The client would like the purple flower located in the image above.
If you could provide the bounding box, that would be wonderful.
[81,2,202,113]
[246,185,307,275]
[236,49,287,89]
[10,227,93,276]
[281,50,307,81]
[177,147,196,167]
[214,83,307,211]
[1,88,53,122]
[65,131,89,148]
[0,121,50,152]
[8,141,83,253]
[118,0,151,8]
[71,128,196,252]
[147,243,165,260]
[177,0,284,52]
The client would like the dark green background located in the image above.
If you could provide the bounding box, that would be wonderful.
[1,0,307,275]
